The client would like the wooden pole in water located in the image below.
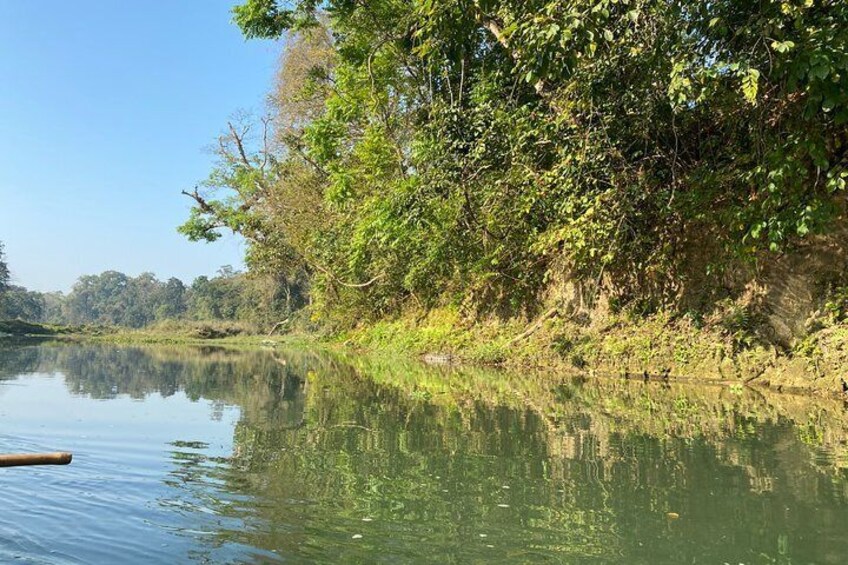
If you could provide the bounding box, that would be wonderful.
[0,452,72,467]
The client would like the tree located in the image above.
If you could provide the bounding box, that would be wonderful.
[0,241,10,296]
[187,274,243,321]
[123,272,160,328]
[182,0,848,323]
[178,27,334,318]
[155,278,188,320]
[0,286,45,322]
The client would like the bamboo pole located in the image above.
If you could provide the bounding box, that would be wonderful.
[0,452,72,467]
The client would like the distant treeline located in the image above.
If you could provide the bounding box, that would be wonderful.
[0,246,305,330]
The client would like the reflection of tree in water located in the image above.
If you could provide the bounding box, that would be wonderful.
[4,344,304,411]
[0,342,45,381]
[5,343,848,563]
[59,346,183,398]
[175,356,848,564]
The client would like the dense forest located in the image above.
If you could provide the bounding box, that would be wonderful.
[174,0,848,341]
[0,242,300,329]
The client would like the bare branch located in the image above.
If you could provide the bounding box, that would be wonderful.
[181,187,215,214]
[228,121,252,167]
[261,115,272,171]
[313,263,385,288]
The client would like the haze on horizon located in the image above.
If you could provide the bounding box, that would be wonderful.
[0,0,281,293]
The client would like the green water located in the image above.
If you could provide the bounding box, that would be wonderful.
[0,343,846,563]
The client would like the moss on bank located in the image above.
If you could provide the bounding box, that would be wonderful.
[334,307,848,397]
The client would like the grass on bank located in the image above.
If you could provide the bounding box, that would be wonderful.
[334,305,847,396]
[4,303,847,396]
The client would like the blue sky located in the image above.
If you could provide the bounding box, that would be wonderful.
[0,1,282,292]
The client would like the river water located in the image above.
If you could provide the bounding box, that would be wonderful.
[0,342,846,563]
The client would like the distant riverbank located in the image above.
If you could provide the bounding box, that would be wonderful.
[0,319,294,349]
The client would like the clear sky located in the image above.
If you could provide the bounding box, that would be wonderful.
[0,0,282,292]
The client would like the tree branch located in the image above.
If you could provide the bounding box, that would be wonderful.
[181,187,215,214]
[228,122,252,167]
[261,115,272,171]
[313,263,385,288]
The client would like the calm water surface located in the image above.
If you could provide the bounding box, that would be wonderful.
[0,342,847,563]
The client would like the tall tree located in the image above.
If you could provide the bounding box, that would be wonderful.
[155,278,188,320]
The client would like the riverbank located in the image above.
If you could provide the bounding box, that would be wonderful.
[3,310,846,397]
[0,321,302,353]
[333,307,848,398]
[0,320,77,338]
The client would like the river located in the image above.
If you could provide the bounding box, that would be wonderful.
[0,342,846,563]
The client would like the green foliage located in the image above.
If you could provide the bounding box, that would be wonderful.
[232,0,320,37]
[187,0,848,324]
[717,299,771,352]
